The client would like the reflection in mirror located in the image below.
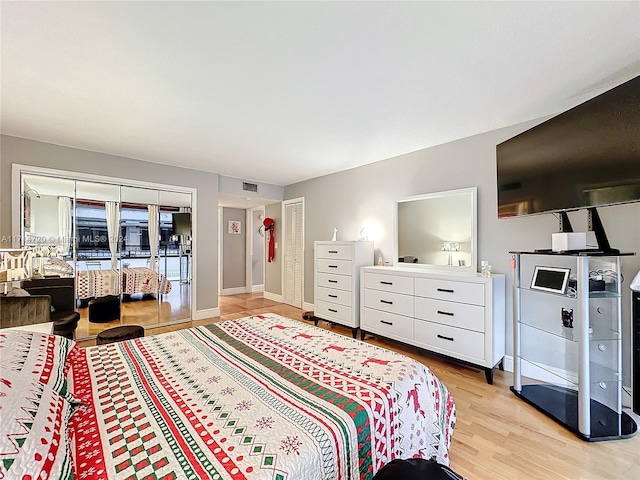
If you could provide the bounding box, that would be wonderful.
[21,174,75,277]
[395,187,477,272]
[159,191,192,324]
[120,186,160,328]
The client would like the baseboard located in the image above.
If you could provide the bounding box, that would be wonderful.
[303,302,314,312]
[193,307,220,321]
[220,287,248,296]
[263,291,282,303]
[503,355,577,387]
[251,284,264,293]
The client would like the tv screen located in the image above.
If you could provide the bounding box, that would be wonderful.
[172,212,191,236]
[497,75,640,218]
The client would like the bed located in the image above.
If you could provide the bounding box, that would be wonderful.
[0,313,455,480]
[76,266,172,299]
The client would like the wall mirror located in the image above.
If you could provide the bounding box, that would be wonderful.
[394,186,477,273]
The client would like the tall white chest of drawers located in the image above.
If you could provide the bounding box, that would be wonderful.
[360,266,505,383]
[314,241,374,338]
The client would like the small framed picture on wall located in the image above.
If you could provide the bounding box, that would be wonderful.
[228,220,241,235]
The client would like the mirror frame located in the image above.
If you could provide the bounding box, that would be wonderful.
[393,186,478,273]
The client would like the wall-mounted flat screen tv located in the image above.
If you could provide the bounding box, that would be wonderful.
[496,75,640,219]
[172,212,191,236]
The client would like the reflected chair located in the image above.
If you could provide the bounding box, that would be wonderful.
[0,295,51,329]
[21,280,80,339]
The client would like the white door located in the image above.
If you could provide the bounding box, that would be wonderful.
[282,198,304,308]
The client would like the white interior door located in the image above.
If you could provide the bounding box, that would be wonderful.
[283,199,303,308]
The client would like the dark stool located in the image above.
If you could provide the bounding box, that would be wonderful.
[96,325,145,345]
[88,295,120,323]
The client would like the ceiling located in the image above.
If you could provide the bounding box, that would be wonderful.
[2,2,639,189]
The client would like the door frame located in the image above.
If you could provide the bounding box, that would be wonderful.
[281,197,304,308]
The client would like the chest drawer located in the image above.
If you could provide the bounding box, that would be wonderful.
[415,297,485,333]
[363,307,414,339]
[316,243,353,260]
[316,272,352,291]
[316,300,353,325]
[316,286,352,307]
[415,278,485,306]
[317,258,353,276]
[364,288,413,317]
[414,320,485,361]
[364,272,414,295]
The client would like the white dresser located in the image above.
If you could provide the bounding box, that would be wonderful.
[360,266,505,383]
[314,241,374,338]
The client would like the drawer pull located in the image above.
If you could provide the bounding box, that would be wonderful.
[437,288,454,293]
[328,308,338,313]
[328,250,338,253]
[328,280,338,283]
[380,300,393,305]
[437,310,454,316]
[380,320,393,326]
[328,265,338,268]
[380,281,393,285]
[328,294,338,298]
[437,334,454,342]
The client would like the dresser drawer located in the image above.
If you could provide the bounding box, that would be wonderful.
[316,300,353,326]
[415,278,485,306]
[363,307,413,339]
[316,272,352,291]
[364,288,413,317]
[316,243,353,260]
[316,286,352,307]
[317,258,353,276]
[364,272,414,295]
[415,297,485,333]
[414,320,485,361]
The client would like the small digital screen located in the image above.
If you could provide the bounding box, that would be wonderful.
[531,266,570,294]
[535,270,567,291]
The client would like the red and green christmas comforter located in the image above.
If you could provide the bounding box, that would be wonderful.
[68,314,455,479]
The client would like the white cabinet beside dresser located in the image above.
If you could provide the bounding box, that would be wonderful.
[360,266,505,383]
[314,241,374,338]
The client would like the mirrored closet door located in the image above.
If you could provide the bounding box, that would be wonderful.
[18,171,194,340]
[159,191,192,325]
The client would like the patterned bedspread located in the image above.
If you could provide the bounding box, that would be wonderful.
[68,314,455,480]
[76,267,172,298]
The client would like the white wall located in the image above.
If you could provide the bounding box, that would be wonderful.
[252,209,264,287]
[25,194,59,243]
[283,119,640,387]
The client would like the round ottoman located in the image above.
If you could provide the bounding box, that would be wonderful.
[96,325,144,345]
[88,295,121,323]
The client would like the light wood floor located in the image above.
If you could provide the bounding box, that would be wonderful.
[78,293,640,480]
[74,282,192,338]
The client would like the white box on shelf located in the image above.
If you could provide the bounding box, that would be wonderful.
[551,232,586,252]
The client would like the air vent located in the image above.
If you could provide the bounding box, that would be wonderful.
[242,182,258,193]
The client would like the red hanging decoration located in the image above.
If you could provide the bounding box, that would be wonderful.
[263,217,275,262]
